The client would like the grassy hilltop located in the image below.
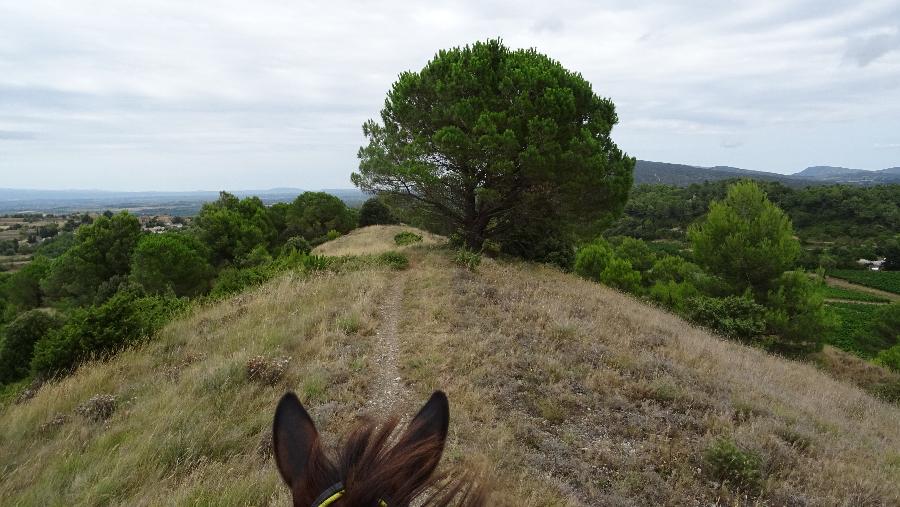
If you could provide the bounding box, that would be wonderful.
[2,226,899,505]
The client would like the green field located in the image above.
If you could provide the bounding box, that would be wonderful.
[830,270,900,295]
[825,302,894,358]
[822,285,891,303]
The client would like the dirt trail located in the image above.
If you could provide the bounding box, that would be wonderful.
[367,275,410,412]
[824,298,888,305]
[825,276,899,302]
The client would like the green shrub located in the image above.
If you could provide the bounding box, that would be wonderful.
[326,229,342,241]
[239,244,273,268]
[0,310,63,384]
[648,255,702,285]
[613,237,657,272]
[598,257,641,293]
[574,240,615,281]
[30,291,187,376]
[209,266,270,298]
[282,236,312,255]
[453,249,481,271]
[358,197,397,226]
[876,344,900,372]
[687,295,766,342]
[764,271,832,355]
[379,251,409,270]
[394,231,423,246]
[130,233,213,297]
[649,280,699,312]
[703,437,763,493]
[480,239,501,258]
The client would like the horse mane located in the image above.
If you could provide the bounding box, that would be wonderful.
[294,414,487,507]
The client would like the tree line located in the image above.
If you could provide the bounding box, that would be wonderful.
[0,190,399,388]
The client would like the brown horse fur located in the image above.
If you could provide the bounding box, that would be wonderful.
[273,391,487,507]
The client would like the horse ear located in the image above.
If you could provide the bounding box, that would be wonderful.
[272,392,321,489]
[406,390,450,448]
[390,391,450,482]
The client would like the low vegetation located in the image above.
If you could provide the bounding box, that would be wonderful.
[822,285,890,303]
[2,235,898,505]
[830,269,900,295]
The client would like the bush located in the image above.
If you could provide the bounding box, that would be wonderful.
[453,249,481,271]
[598,257,641,293]
[210,266,270,298]
[0,310,63,384]
[687,295,766,342]
[574,241,641,293]
[703,437,763,493]
[614,237,657,272]
[648,280,699,313]
[480,239,501,259]
[130,233,214,297]
[876,344,900,372]
[282,236,312,255]
[246,356,291,386]
[394,231,423,246]
[358,197,397,226]
[286,192,355,242]
[30,291,186,376]
[75,394,118,422]
[764,271,832,355]
[5,256,52,311]
[379,251,409,270]
[648,255,701,285]
[326,229,342,241]
[574,240,615,281]
[500,227,575,270]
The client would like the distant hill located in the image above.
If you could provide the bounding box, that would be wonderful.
[0,188,368,215]
[634,160,900,187]
[793,166,900,184]
[633,161,817,187]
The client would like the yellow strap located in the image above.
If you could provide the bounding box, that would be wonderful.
[318,490,343,507]
[317,489,387,507]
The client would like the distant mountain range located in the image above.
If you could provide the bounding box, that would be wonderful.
[634,161,900,187]
[1,161,897,214]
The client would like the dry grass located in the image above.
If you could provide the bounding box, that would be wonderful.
[2,227,899,506]
[399,250,900,506]
[0,267,392,505]
[312,225,444,256]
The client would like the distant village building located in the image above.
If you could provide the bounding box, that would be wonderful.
[856,258,885,271]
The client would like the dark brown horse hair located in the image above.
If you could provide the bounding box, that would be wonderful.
[274,392,487,507]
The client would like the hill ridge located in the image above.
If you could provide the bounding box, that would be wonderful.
[1,227,898,505]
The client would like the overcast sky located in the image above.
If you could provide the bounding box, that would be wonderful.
[1,0,899,191]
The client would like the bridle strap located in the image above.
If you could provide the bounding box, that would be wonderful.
[311,482,388,507]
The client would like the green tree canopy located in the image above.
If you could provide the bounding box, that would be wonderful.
[286,192,355,244]
[689,181,801,295]
[353,39,633,250]
[130,233,213,297]
[42,212,142,305]
[0,309,62,384]
[195,192,275,266]
[358,197,398,227]
[5,256,51,311]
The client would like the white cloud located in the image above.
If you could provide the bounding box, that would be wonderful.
[1,0,899,190]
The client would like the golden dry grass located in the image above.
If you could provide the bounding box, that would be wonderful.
[0,268,392,505]
[311,225,444,256]
[398,250,900,506]
[1,227,899,506]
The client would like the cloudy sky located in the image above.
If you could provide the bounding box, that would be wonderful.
[1,0,899,190]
